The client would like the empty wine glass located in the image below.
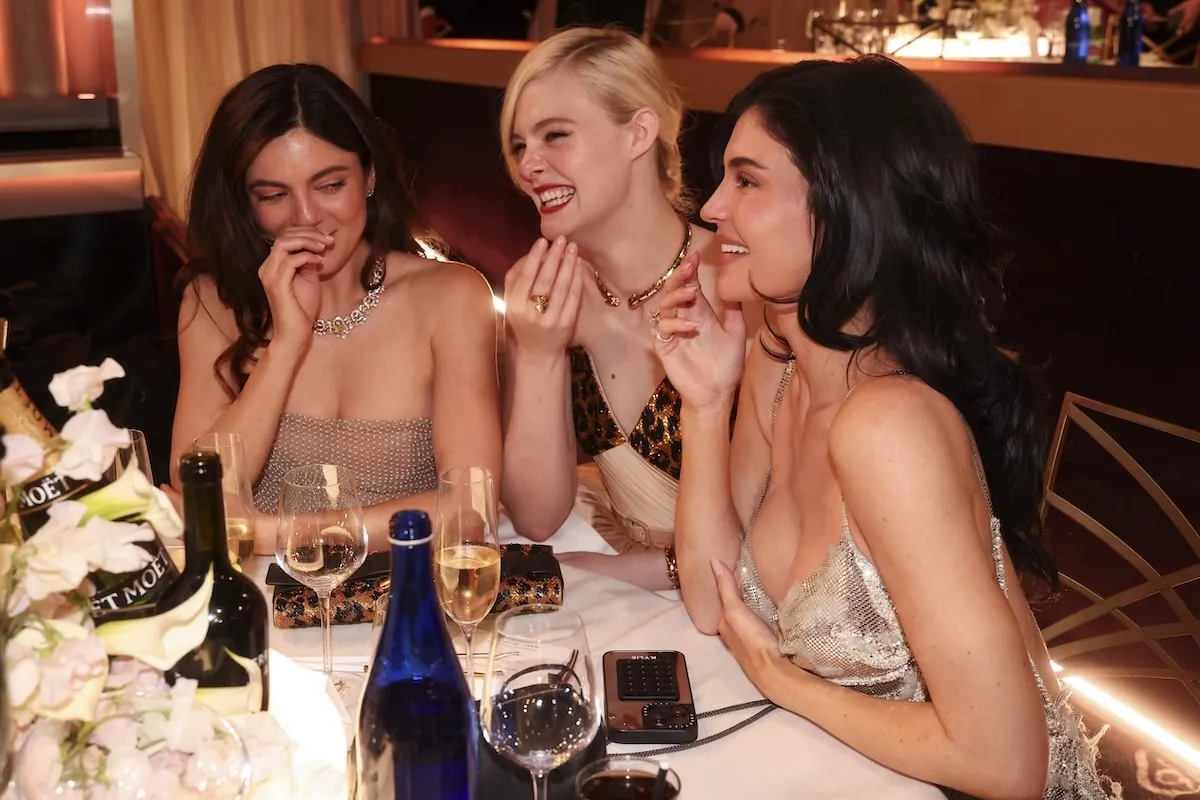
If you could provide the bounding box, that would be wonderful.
[434,465,501,693]
[105,428,153,484]
[193,432,257,569]
[480,606,600,800]
[276,463,368,700]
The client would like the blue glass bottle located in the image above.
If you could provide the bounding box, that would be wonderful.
[1117,0,1142,65]
[356,510,478,800]
[1064,0,1090,63]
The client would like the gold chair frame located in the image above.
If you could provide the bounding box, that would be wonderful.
[1039,393,1200,703]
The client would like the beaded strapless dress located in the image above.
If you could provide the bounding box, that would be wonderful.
[735,367,1116,798]
[253,413,437,514]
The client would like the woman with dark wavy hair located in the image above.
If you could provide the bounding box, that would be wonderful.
[655,57,1114,797]
[170,63,501,553]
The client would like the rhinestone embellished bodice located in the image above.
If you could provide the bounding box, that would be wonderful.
[253,413,436,514]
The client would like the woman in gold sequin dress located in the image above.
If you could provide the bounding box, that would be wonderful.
[497,28,768,590]
[169,64,502,553]
[654,59,1116,797]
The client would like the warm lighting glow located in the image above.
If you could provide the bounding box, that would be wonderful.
[77,92,97,100]
[493,295,506,315]
[85,4,112,15]
[1051,660,1200,769]
[885,32,1049,59]
[417,238,449,262]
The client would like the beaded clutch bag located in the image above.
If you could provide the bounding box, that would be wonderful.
[266,544,564,629]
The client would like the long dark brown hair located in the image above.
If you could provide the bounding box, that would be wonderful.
[181,63,423,397]
[712,57,1058,590]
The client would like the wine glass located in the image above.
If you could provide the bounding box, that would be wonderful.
[105,428,153,483]
[276,463,368,699]
[434,465,501,692]
[193,432,257,569]
[480,605,601,800]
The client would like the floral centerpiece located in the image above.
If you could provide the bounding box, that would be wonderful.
[0,361,273,799]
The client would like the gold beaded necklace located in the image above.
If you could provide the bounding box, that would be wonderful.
[591,218,691,310]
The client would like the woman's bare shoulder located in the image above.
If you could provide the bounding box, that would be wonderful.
[179,273,237,342]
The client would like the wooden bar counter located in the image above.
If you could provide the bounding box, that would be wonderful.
[360,38,1200,169]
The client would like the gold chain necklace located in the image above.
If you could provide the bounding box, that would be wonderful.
[592,219,691,310]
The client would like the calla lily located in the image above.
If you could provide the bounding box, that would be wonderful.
[95,567,214,670]
[76,459,183,541]
[48,358,125,411]
[195,649,264,718]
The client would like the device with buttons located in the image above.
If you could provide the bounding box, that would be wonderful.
[602,650,698,744]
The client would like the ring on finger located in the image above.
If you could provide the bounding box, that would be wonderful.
[653,328,676,344]
[530,293,550,314]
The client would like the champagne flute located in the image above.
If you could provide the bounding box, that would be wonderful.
[480,605,601,800]
[276,463,368,699]
[434,465,501,691]
[193,432,256,568]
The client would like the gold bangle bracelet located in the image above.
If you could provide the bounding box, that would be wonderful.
[665,545,680,590]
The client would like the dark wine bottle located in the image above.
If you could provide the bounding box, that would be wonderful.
[0,321,180,619]
[1117,0,1143,65]
[166,451,269,714]
[356,510,477,800]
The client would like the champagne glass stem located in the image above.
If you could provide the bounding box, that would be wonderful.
[319,590,334,677]
[530,769,549,800]
[461,623,477,694]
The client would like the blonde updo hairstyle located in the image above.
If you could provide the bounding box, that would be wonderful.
[499,27,691,213]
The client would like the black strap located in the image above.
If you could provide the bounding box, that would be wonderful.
[623,699,779,758]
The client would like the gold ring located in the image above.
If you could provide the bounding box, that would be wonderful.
[653,328,675,344]
[530,294,550,314]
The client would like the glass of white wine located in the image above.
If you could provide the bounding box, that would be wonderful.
[193,432,257,568]
[434,465,501,694]
[277,463,368,699]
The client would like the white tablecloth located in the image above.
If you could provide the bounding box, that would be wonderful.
[252,513,943,800]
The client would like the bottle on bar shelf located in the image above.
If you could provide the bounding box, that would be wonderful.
[0,319,181,619]
[1064,0,1091,63]
[165,451,270,714]
[1117,0,1143,64]
[357,509,477,800]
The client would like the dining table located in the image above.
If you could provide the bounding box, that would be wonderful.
[250,512,945,800]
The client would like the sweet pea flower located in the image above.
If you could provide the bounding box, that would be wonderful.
[1,433,45,486]
[48,358,125,412]
[18,502,99,602]
[80,514,155,575]
[6,619,109,722]
[13,720,68,798]
[57,410,131,482]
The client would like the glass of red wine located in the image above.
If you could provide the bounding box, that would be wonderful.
[575,756,682,800]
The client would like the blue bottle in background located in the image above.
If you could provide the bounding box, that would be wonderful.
[356,510,477,800]
[1064,0,1090,63]
[1117,0,1143,65]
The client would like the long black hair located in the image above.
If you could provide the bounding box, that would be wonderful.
[182,63,423,397]
[712,56,1057,589]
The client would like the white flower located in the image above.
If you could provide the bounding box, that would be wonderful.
[5,619,109,722]
[57,410,130,481]
[77,460,182,541]
[1,433,45,486]
[19,502,96,601]
[80,514,154,575]
[13,721,67,798]
[48,358,125,411]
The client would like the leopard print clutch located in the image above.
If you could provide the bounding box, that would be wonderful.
[271,543,564,629]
